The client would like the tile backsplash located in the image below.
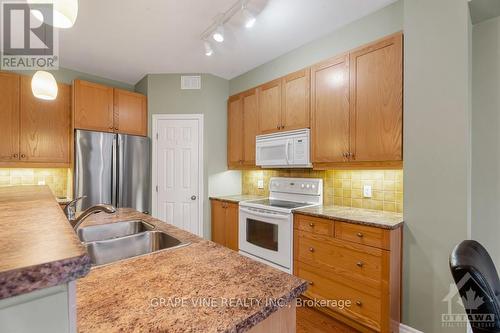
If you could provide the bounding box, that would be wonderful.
[242,169,403,213]
[0,168,70,198]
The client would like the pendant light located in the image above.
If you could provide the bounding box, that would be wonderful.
[28,0,79,29]
[31,71,58,100]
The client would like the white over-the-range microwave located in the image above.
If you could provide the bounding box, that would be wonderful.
[255,129,311,168]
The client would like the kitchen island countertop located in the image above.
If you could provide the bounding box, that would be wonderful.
[77,209,307,333]
[0,186,90,300]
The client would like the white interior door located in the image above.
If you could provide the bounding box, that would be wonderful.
[154,116,203,235]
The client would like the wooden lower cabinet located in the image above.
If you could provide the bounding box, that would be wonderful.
[293,213,401,333]
[210,199,239,251]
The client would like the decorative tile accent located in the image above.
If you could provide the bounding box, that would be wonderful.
[242,169,403,213]
[0,168,69,198]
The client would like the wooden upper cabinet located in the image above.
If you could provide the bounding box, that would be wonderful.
[19,76,71,164]
[349,33,403,162]
[114,89,147,136]
[311,55,350,163]
[73,80,114,132]
[0,72,20,162]
[258,79,282,134]
[227,95,244,167]
[242,89,258,165]
[282,69,310,131]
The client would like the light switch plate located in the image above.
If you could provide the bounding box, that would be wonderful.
[257,179,264,189]
[363,185,372,198]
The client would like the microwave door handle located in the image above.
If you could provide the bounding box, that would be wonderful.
[285,140,291,164]
[240,207,289,220]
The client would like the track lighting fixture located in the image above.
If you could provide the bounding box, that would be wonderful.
[213,24,225,43]
[201,0,258,56]
[242,5,256,29]
[204,41,214,56]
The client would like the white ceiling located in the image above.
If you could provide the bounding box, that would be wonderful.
[58,0,397,85]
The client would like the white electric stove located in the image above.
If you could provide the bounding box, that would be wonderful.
[238,177,323,273]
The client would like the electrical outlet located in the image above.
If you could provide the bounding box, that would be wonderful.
[257,179,264,189]
[363,185,372,198]
[38,180,45,185]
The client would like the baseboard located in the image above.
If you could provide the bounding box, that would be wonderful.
[399,323,423,333]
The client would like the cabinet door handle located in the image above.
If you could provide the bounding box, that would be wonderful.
[308,281,314,286]
[20,154,26,158]
[309,222,315,227]
[357,232,364,238]
[114,127,118,131]
[276,125,280,129]
[12,154,18,158]
[356,261,364,267]
[356,300,362,306]
[308,247,315,253]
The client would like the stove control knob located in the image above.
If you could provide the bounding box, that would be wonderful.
[306,184,310,189]
[301,184,305,189]
[312,184,316,189]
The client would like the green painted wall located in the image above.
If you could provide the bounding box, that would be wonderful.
[136,74,242,239]
[229,0,403,95]
[11,67,134,90]
[403,0,471,332]
[471,17,500,267]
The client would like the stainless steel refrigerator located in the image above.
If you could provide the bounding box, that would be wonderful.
[74,129,150,213]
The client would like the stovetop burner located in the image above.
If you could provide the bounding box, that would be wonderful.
[244,199,312,209]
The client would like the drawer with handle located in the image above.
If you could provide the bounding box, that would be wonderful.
[295,230,384,287]
[296,262,382,331]
[294,214,333,236]
[335,221,391,250]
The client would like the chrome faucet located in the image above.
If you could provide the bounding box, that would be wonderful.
[69,204,116,230]
[63,196,86,221]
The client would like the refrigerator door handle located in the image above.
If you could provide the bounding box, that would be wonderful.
[112,135,117,207]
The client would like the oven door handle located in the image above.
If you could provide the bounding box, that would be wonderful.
[240,207,290,220]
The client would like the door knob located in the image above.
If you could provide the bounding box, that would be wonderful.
[191,195,197,200]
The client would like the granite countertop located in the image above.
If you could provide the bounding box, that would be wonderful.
[294,205,404,230]
[0,186,90,300]
[77,209,307,333]
[209,194,265,203]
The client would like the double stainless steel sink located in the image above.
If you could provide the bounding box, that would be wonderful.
[78,220,188,266]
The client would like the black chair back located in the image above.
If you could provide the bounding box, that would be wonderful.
[450,240,500,333]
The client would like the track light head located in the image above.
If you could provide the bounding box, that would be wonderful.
[204,41,214,56]
[213,24,224,43]
[242,7,256,29]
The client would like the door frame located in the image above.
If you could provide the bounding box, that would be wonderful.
[151,114,204,237]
